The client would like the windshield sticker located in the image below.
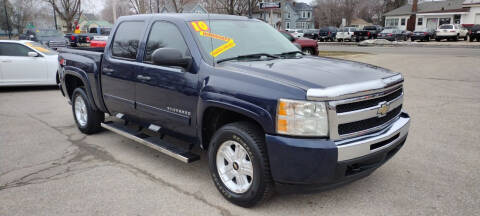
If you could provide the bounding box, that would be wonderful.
[199,31,231,42]
[210,39,236,57]
[190,21,210,32]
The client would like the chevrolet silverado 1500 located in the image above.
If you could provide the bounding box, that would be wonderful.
[58,14,410,207]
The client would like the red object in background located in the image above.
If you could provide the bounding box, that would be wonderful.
[86,36,91,42]
[90,40,107,48]
[280,30,319,55]
[70,35,76,41]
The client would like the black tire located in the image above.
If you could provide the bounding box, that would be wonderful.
[208,122,273,207]
[71,88,104,134]
[470,36,474,42]
[435,38,441,42]
[302,47,315,55]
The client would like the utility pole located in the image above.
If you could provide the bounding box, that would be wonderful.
[156,0,160,13]
[269,0,273,26]
[113,0,117,22]
[248,0,252,18]
[3,0,11,39]
[53,2,58,30]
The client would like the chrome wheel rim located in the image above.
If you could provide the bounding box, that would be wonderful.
[74,95,87,127]
[304,49,312,55]
[216,140,254,194]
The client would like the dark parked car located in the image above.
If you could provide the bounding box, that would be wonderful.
[468,25,480,42]
[377,29,407,41]
[280,30,319,55]
[19,29,69,49]
[411,29,436,42]
[58,14,410,207]
[303,29,319,40]
[318,26,338,42]
[65,33,90,47]
[354,25,384,42]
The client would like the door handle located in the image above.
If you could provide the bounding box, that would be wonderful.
[137,75,151,81]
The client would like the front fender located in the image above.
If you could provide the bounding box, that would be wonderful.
[197,91,275,146]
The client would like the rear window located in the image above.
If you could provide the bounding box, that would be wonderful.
[364,26,377,30]
[111,21,145,60]
[439,25,453,29]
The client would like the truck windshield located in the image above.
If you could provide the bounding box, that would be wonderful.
[191,20,299,62]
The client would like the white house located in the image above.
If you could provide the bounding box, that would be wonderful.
[384,0,480,31]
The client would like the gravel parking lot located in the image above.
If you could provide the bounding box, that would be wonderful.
[1,47,479,215]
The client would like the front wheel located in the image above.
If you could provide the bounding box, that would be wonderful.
[302,47,314,55]
[208,122,273,207]
[72,88,104,134]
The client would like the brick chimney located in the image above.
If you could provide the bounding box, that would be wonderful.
[412,0,418,12]
[407,0,418,31]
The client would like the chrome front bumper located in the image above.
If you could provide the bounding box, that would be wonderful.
[336,112,410,161]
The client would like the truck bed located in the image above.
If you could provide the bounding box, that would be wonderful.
[58,47,104,71]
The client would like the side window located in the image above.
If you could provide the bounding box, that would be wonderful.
[111,21,145,60]
[0,43,33,56]
[144,21,190,63]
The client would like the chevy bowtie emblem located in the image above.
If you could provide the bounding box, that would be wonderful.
[377,102,390,117]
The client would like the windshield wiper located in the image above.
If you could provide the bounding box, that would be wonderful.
[216,53,278,64]
[276,51,305,58]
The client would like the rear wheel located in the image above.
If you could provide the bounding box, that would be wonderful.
[208,122,273,207]
[72,88,104,134]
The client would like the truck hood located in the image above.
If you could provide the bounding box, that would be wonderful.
[218,56,397,90]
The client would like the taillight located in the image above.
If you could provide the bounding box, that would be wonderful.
[450,30,456,32]
[86,36,91,42]
[70,35,75,41]
[367,32,371,37]
[59,57,66,66]
[328,31,331,35]
[387,33,393,36]
[424,32,428,35]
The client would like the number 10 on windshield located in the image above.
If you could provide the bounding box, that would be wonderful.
[191,21,210,32]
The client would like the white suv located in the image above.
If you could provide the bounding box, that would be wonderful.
[336,27,357,42]
[435,24,468,41]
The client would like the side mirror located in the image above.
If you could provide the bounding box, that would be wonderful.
[152,48,192,70]
[28,52,39,57]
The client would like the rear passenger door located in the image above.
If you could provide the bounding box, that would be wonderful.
[135,21,198,139]
[101,21,146,118]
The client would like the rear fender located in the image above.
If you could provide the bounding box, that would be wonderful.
[63,67,98,111]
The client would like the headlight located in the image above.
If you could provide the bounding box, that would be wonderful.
[276,99,328,136]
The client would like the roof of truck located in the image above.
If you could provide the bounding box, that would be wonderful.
[119,13,253,22]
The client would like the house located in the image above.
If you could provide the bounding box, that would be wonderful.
[160,0,208,14]
[349,18,374,29]
[384,0,480,31]
[251,1,314,29]
[283,1,314,30]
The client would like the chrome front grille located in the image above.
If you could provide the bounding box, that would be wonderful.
[327,83,404,141]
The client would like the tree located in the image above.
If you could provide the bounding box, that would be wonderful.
[101,0,131,23]
[1,0,13,34]
[44,0,82,32]
[10,0,34,34]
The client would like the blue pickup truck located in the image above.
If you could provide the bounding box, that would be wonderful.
[58,14,410,207]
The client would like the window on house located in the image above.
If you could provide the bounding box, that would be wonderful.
[308,12,311,18]
[303,11,306,18]
[417,18,423,25]
[439,18,451,25]
[287,13,290,19]
[454,15,461,24]
[286,22,290,29]
[401,18,406,26]
[385,18,399,27]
